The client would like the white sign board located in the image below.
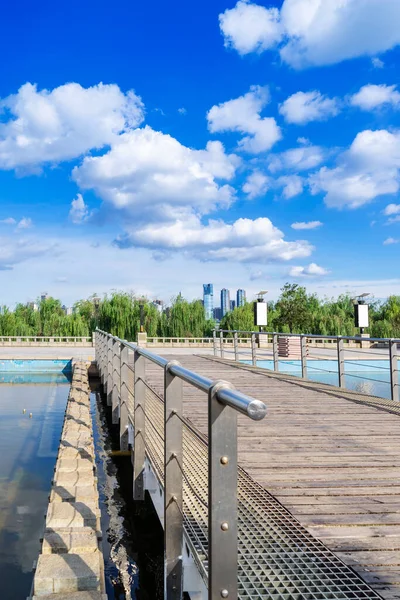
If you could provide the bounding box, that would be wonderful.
[254,301,268,326]
[357,304,369,328]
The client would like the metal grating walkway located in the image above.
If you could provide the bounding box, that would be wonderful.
[128,376,383,599]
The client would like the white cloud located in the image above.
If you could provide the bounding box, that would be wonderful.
[0,235,54,270]
[16,217,32,230]
[383,237,400,245]
[178,107,187,115]
[0,217,17,225]
[207,85,281,153]
[289,263,329,277]
[73,126,238,223]
[0,82,144,169]
[268,144,325,172]
[219,1,282,55]
[383,203,400,216]
[219,0,400,69]
[114,216,314,263]
[310,129,400,209]
[350,84,400,111]
[242,171,269,199]
[279,91,339,125]
[277,175,303,199]
[69,194,90,224]
[291,221,323,230]
[372,57,385,69]
[249,269,265,281]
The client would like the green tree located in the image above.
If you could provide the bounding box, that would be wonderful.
[275,284,310,333]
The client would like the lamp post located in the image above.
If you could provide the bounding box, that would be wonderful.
[138,297,146,333]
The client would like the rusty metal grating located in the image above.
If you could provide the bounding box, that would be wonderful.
[128,378,382,599]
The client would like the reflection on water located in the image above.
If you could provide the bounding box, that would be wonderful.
[0,374,70,599]
[92,390,164,599]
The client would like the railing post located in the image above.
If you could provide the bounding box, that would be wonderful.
[233,331,238,362]
[213,330,217,356]
[337,337,345,388]
[251,333,257,366]
[300,335,307,379]
[220,331,224,359]
[106,336,113,405]
[164,361,183,600]
[120,344,134,450]
[100,333,107,389]
[273,334,279,372]
[208,381,238,600]
[389,340,398,402]
[112,339,121,424]
[133,350,146,501]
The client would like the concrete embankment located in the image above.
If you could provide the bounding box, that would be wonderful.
[30,362,106,599]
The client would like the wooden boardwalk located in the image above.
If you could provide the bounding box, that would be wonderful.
[146,354,400,599]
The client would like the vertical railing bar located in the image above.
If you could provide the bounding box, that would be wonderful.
[133,351,146,500]
[233,331,238,362]
[220,330,224,359]
[112,339,121,424]
[301,335,307,379]
[337,337,346,389]
[251,333,257,367]
[273,333,279,372]
[208,382,238,600]
[120,343,133,451]
[213,330,217,356]
[390,339,398,402]
[164,361,183,600]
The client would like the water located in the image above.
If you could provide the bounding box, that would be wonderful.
[92,388,164,600]
[0,373,70,599]
[243,359,396,400]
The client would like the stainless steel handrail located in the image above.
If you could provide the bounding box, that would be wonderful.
[98,330,266,421]
[95,329,268,599]
[216,329,400,344]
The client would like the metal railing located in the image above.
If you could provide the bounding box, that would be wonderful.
[95,329,267,599]
[0,335,93,346]
[147,337,214,347]
[214,330,400,402]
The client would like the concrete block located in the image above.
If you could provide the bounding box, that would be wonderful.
[55,458,94,473]
[57,446,94,461]
[42,528,98,554]
[34,553,101,594]
[50,485,98,504]
[32,593,107,600]
[46,502,99,528]
[53,471,97,488]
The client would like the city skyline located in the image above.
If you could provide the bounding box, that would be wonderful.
[1,1,400,306]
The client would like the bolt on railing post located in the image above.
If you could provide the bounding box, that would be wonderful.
[273,334,279,372]
[389,340,398,402]
[251,333,257,366]
[213,330,217,356]
[106,336,113,405]
[220,331,224,359]
[112,339,121,424]
[133,351,146,501]
[208,381,238,600]
[164,361,183,600]
[337,337,346,388]
[120,344,134,451]
[233,331,239,362]
[300,335,307,379]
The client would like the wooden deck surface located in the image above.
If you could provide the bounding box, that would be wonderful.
[146,354,400,599]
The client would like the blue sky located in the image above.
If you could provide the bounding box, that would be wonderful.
[1,0,400,307]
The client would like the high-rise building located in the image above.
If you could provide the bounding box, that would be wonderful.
[41,292,49,302]
[236,289,246,307]
[230,300,235,311]
[221,288,231,317]
[152,299,164,314]
[203,284,214,320]
[213,307,222,321]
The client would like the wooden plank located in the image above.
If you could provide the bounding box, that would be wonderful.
[145,353,400,599]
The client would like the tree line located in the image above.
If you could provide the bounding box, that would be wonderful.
[220,284,400,339]
[1,285,399,340]
[0,292,215,340]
